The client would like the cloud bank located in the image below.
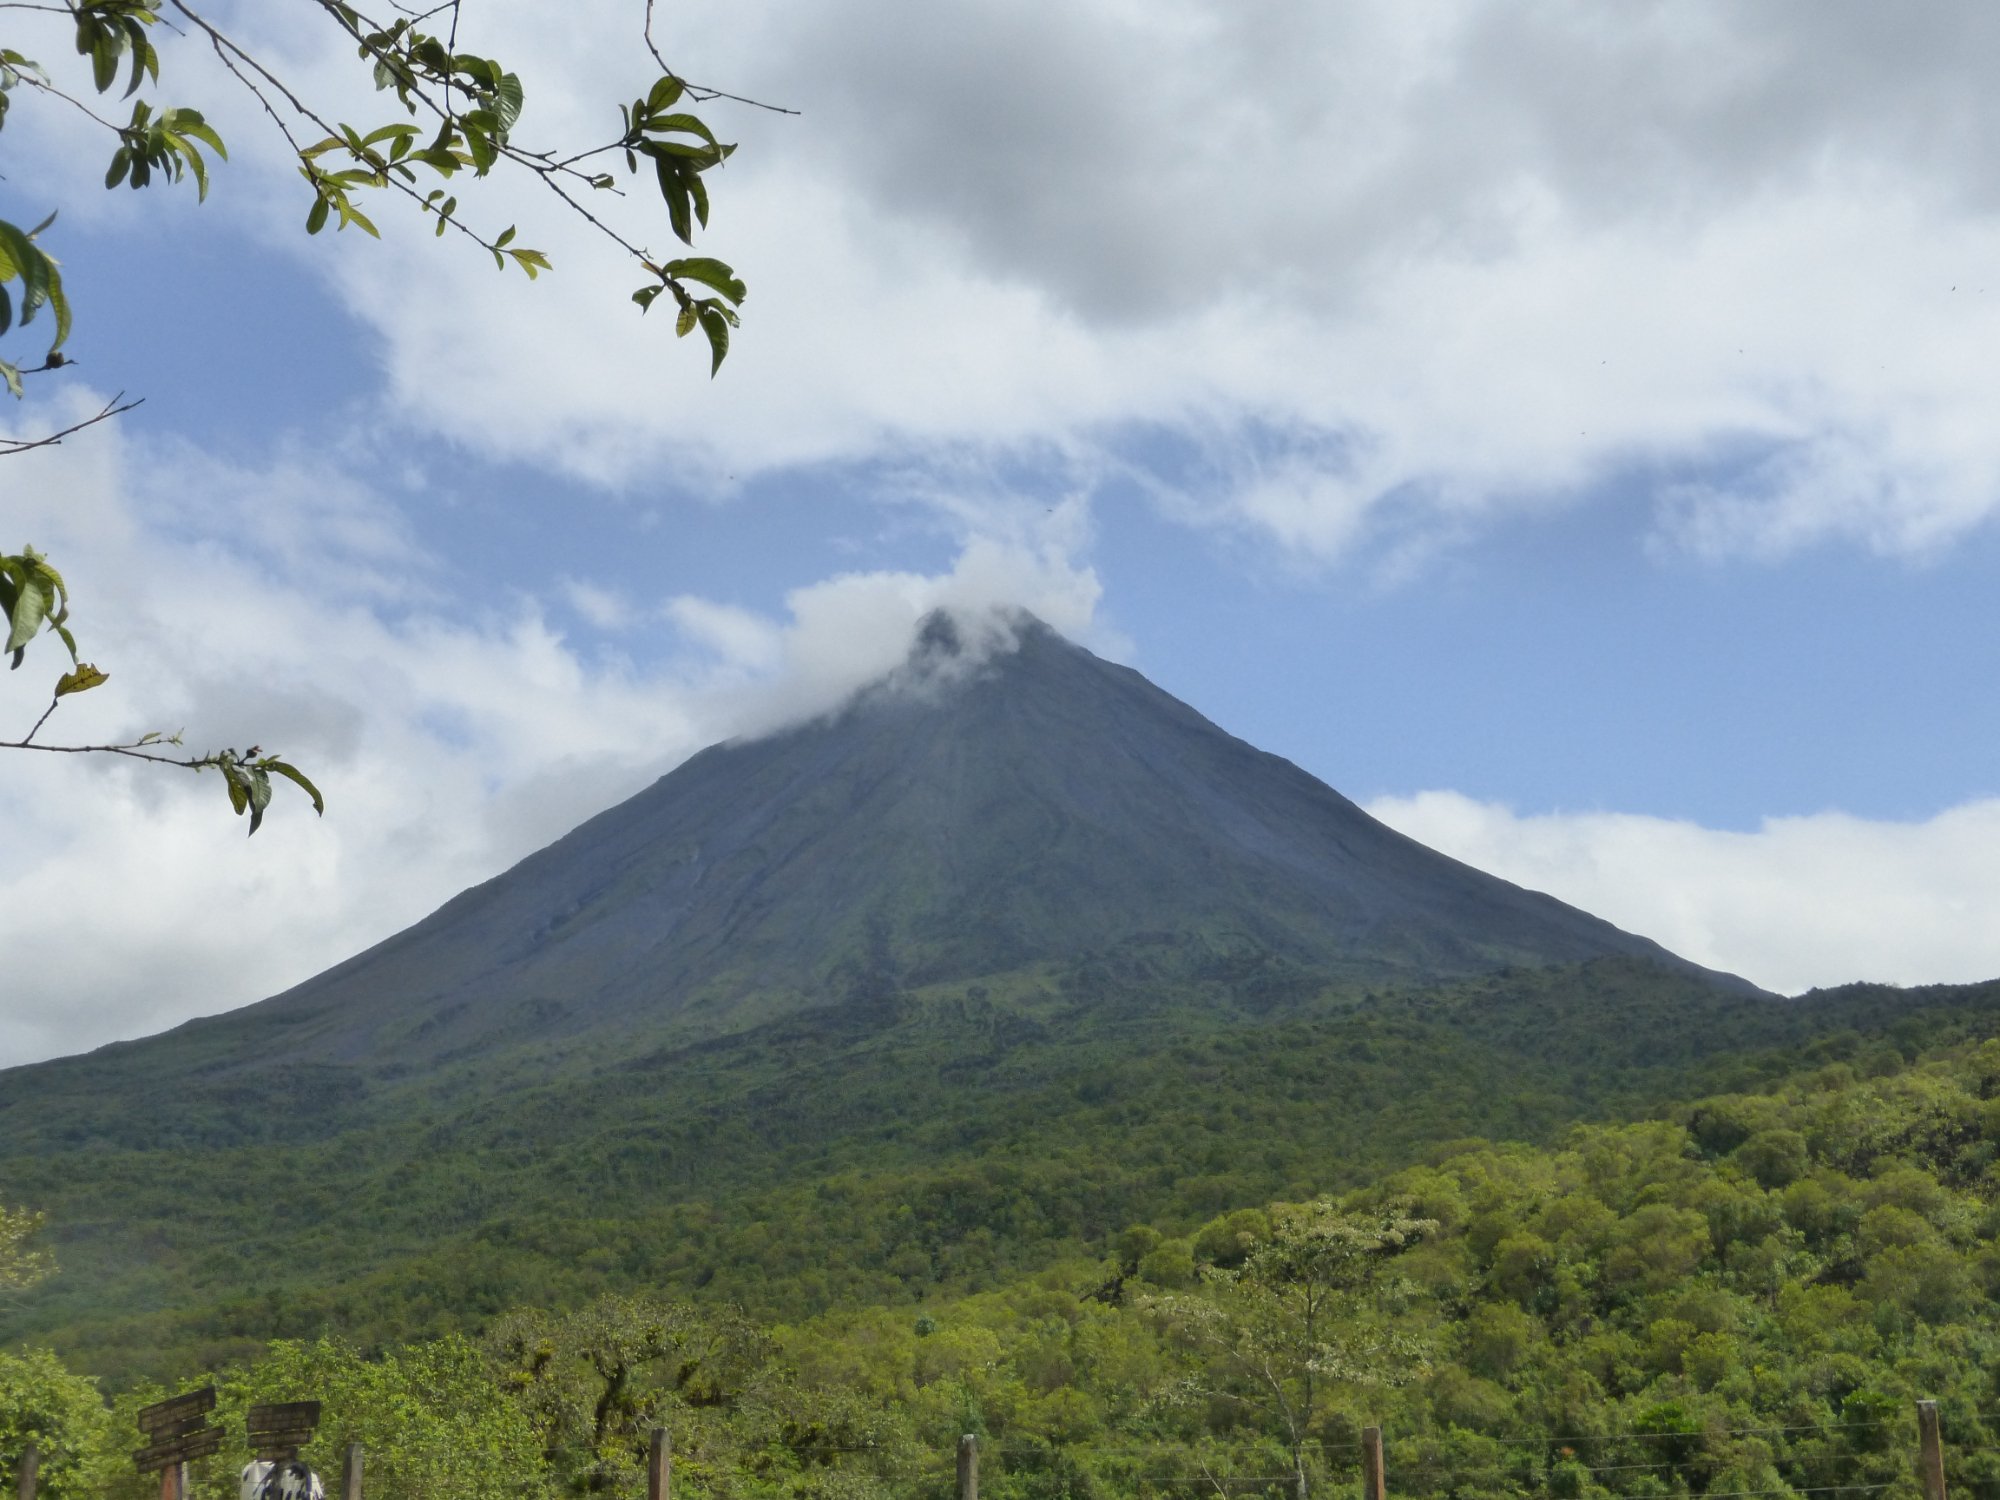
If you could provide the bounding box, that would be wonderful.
[1368,791,2000,997]
[90,0,2000,569]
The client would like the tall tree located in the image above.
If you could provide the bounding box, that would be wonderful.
[1154,1202,1436,1500]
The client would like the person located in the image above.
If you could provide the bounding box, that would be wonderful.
[239,1460,324,1500]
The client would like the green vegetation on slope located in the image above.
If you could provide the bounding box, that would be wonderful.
[12,1026,2000,1498]
[5,962,2000,1385]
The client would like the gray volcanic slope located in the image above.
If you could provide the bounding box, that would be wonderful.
[203,610,1758,1066]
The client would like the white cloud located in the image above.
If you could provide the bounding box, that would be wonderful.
[21,1,2000,566]
[1366,790,2000,996]
[665,597,782,670]
[563,578,637,632]
[712,531,1109,740]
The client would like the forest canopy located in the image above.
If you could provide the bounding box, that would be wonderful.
[7,1031,2000,1499]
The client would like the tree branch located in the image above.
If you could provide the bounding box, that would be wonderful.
[6,66,127,134]
[0,734,205,767]
[643,0,799,115]
[0,392,143,454]
[14,695,58,746]
[173,0,506,258]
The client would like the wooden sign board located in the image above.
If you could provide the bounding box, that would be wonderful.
[247,1402,321,1433]
[132,1425,225,1471]
[136,1388,216,1436]
[248,1399,322,1458]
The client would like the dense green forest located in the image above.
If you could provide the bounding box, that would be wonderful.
[10,961,2000,1377]
[9,1024,2000,1499]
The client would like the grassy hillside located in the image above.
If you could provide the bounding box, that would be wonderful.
[6,960,1999,1381]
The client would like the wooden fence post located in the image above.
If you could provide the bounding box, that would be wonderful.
[956,1434,978,1500]
[15,1443,36,1500]
[648,1428,671,1500]
[1362,1426,1386,1500]
[342,1442,364,1500]
[1918,1400,1948,1500]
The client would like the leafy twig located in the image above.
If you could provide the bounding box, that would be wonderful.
[0,724,325,834]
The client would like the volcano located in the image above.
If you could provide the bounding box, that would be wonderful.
[169,607,1758,1073]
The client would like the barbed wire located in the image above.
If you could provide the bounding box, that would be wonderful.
[1664,1486,1894,1498]
[1445,1418,1903,1448]
[995,1439,1363,1459]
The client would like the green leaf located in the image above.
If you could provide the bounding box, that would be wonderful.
[664,256,745,303]
[632,285,663,313]
[122,25,153,98]
[87,35,116,96]
[639,138,721,163]
[463,123,497,173]
[646,75,685,113]
[673,300,694,335]
[645,112,719,147]
[266,760,326,817]
[306,191,331,234]
[493,73,524,134]
[44,259,69,351]
[246,765,273,834]
[362,120,418,150]
[698,304,730,376]
[0,208,74,353]
[455,54,498,93]
[169,108,226,157]
[172,136,209,201]
[410,146,467,176]
[4,571,48,654]
[656,158,693,244]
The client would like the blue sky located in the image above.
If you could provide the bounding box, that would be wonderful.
[6,1,2000,1066]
